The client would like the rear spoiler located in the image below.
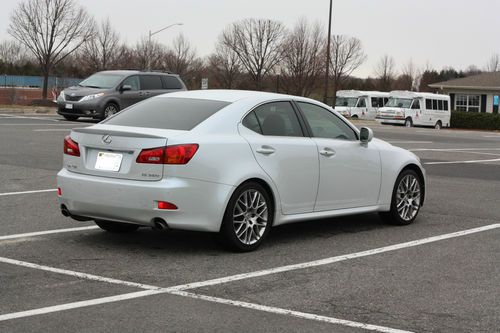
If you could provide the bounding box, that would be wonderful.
[72,127,165,139]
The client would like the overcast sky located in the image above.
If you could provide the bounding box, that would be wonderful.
[1,0,499,77]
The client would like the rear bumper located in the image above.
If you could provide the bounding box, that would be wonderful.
[57,169,234,232]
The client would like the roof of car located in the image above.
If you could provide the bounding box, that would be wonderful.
[97,70,178,76]
[158,89,316,103]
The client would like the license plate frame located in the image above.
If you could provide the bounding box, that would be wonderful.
[65,103,73,109]
[95,152,123,172]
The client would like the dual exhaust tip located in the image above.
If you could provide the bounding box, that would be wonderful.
[61,204,169,231]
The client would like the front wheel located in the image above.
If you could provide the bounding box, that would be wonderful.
[102,103,119,120]
[404,118,413,128]
[218,182,273,252]
[379,169,423,225]
[435,121,442,130]
[95,220,140,233]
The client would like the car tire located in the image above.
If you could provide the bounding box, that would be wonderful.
[94,219,140,233]
[218,182,273,252]
[379,169,423,226]
[404,118,413,127]
[63,115,79,121]
[102,103,119,120]
[435,121,442,130]
[351,115,358,120]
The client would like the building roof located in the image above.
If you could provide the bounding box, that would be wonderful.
[429,72,500,90]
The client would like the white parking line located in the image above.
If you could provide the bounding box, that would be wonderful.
[425,158,500,165]
[387,141,433,144]
[0,123,77,126]
[0,114,59,122]
[172,291,413,333]
[0,256,160,290]
[0,189,57,197]
[0,226,99,241]
[0,223,498,325]
[411,148,500,152]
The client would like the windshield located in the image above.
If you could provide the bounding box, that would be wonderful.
[385,98,413,108]
[335,97,358,107]
[79,73,124,89]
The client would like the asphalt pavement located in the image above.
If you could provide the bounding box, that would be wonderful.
[0,114,498,332]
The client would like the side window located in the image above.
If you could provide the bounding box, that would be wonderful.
[425,99,432,110]
[383,98,388,106]
[438,100,443,110]
[357,98,366,107]
[432,99,438,110]
[122,75,140,91]
[371,97,378,108]
[298,102,358,141]
[253,102,303,137]
[140,75,163,90]
[162,76,183,89]
[242,111,262,134]
[412,99,420,109]
[444,100,449,111]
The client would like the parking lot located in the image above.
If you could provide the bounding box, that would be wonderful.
[0,113,499,332]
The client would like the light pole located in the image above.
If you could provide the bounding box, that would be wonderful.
[147,22,183,70]
[323,0,333,104]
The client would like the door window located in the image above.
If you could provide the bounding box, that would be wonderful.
[242,111,262,134]
[253,102,304,137]
[357,98,366,107]
[298,102,358,141]
[140,75,163,90]
[122,75,140,91]
[411,99,420,109]
[162,76,183,89]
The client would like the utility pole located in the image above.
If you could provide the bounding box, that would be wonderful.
[323,0,333,104]
[147,22,183,70]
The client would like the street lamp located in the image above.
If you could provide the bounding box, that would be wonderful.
[147,22,183,70]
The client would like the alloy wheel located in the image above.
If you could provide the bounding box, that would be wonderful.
[396,174,421,221]
[104,104,118,118]
[232,189,268,245]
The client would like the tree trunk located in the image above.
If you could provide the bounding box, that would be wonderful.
[331,79,338,107]
[42,68,50,99]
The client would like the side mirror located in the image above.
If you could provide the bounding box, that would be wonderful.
[360,127,373,144]
[120,85,132,92]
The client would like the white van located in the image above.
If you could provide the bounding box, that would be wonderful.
[335,90,389,120]
[376,91,451,129]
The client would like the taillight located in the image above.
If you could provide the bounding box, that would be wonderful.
[136,144,198,165]
[64,136,80,156]
[165,144,198,164]
[157,201,178,210]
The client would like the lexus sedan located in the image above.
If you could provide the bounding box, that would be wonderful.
[57,90,425,251]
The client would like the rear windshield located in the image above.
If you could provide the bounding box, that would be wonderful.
[104,97,230,130]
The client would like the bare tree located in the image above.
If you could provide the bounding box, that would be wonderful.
[134,37,164,70]
[280,19,325,96]
[79,18,120,72]
[208,38,242,89]
[486,53,500,72]
[374,55,396,91]
[329,35,366,104]
[0,40,31,65]
[162,34,198,78]
[399,59,418,91]
[222,18,285,90]
[8,0,95,98]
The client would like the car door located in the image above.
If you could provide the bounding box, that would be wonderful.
[238,101,319,215]
[119,75,142,108]
[296,101,382,211]
[139,75,165,100]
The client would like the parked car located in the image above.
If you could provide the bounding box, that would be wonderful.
[56,70,187,121]
[376,91,451,129]
[57,90,425,251]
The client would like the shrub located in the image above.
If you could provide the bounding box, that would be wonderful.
[451,111,500,130]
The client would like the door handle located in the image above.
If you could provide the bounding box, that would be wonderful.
[256,145,275,155]
[319,148,336,157]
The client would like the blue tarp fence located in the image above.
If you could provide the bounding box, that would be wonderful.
[0,75,82,89]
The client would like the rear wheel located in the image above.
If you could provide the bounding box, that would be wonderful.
[379,169,423,225]
[94,220,139,233]
[218,182,273,252]
[404,117,413,127]
[63,115,79,121]
[435,121,442,130]
[351,115,359,119]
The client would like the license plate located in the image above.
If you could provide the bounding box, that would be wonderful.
[95,152,123,172]
[66,103,73,109]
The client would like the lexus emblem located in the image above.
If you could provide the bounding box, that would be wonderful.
[102,134,112,144]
